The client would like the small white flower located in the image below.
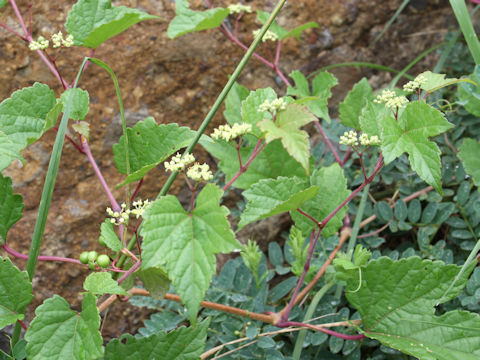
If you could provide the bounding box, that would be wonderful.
[252,29,279,42]
[339,130,359,147]
[211,123,252,142]
[29,36,49,51]
[403,74,427,93]
[62,34,74,47]
[258,98,287,113]
[164,152,196,172]
[228,3,252,14]
[187,163,214,182]
[374,89,409,109]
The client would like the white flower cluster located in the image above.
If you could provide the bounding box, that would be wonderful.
[106,200,151,225]
[374,89,409,109]
[211,123,252,142]
[51,31,74,48]
[29,32,74,51]
[187,163,214,182]
[252,29,279,42]
[29,36,49,51]
[340,131,380,147]
[228,3,252,14]
[164,152,195,172]
[403,74,427,93]
[258,98,287,113]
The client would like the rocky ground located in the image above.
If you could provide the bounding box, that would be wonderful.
[0,0,466,341]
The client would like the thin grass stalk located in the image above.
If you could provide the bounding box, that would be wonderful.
[449,0,480,64]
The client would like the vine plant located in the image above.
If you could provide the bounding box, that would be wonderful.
[0,0,480,359]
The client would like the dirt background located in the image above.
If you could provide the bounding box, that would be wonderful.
[0,0,466,341]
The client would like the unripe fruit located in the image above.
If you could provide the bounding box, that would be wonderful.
[87,251,98,262]
[88,261,96,271]
[79,251,89,264]
[98,236,106,247]
[97,254,110,268]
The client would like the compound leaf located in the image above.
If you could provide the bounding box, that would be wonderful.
[141,184,240,321]
[25,293,103,360]
[0,175,23,243]
[0,83,56,152]
[345,257,480,360]
[238,176,319,230]
[113,117,195,186]
[66,0,158,48]
[60,88,89,121]
[381,101,453,193]
[291,163,351,238]
[104,320,209,360]
[83,272,128,296]
[0,257,33,328]
[99,220,123,252]
[200,136,307,189]
[458,138,480,187]
[258,103,316,174]
[167,0,229,39]
[339,78,373,130]
[287,70,338,122]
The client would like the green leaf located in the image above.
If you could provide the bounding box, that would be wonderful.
[224,82,249,125]
[287,70,338,122]
[419,71,472,93]
[283,22,319,40]
[72,121,90,140]
[339,78,373,130]
[83,272,128,296]
[0,174,24,243]
[0,257,33,328]
[291,163,351,238]
[167,0,229,39]
[238,176,319,230]
[141,184,240,321]
[241,87,277,137]
[359,100,391,138]
[44,102,63,132]
[0,131,23,173]
[457,66,480,116]
[0,0,5,9]
[258,103,316,174]
[381,101,453,193]
[65,0,158,48]
[256,10,288,39]
[60,88,89,121]
[25,293,103,360]
[137,266,170,300]
[458,138,480,186]
[104,320,209,360]
[113,118,195,186]
[99,220,123,252]
[0,83,56,151]
[200,136,306,189]
[345,257,480,360]
[12,339,27,360]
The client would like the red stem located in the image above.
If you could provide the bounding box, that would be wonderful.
[117,260,141,284]
[53,127,85,154]
[277,321,365,341]
[130,178,144,203]
[17,319,28,331]
[2,244,82,265]
[314,121,343,166]
[0,22,27,40]
[342,148,352,164]
[296,209,321,228]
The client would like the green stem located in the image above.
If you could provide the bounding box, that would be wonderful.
[11,58,90,349]
[292,281,335,360]
[156,0,288,199]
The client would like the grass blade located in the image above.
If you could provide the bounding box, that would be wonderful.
[449,0,480,64]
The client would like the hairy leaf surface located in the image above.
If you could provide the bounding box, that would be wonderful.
[83,272,128,296]
[345,257,480,360]
[104,320,209,359]
[381,101,453,193]
[60,88,89,121]
[238,176,319,230]
[66,0,158,48]
[99,221,123,252]
[0,257,33,328]
[339,78,373,130]
[141,184,239,321]
[25,293,103,360]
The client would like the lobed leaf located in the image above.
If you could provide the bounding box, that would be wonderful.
[345,257,480,360]
[291,163,351,238]
[381,101,453,193]
[258,103,316,174]
[238,176,319,230]
[339,78,373,130]
[0,257,33,329]
[0,174,24,242]
[419,71,472,93]
[241,87,277,137]
[83,272,128,296]
[359,100,391,138]
[60,88,90,121]
[200,136,306,189]
[137,266,170,300]
[458,138,480,187]
[99,220,123,252]
[104,320,209,359]
[66,0,158,48]
[167,0,229,39]
[113,117,195,186]
[25,293,103,360]
[141,184,240,321]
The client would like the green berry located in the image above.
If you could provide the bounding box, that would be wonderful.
[79,251,89,264]
[88,261,96,271]
[87,251,98,262]
[96,254,110,268]
[98,236,106,247]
